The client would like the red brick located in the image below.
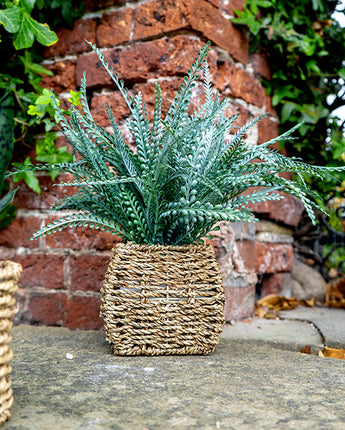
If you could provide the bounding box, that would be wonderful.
[215,62,267,107]
[42,18,97,58]
[257,114,279,146]
[0,216,42,249]
[232,240,256,272]
[208,0,220,7]
[97,8,133,47]
[27,291,103,329]
[189,0,248,64]
[45,220,120,251]
[27,291,67,326]
[250,192,304,227]
[255,242,293,274]
[90,91,131,127]
[133,0,190,40]
[220,0,246,16]
[224,284,255,321]
[70,254,110,291]
[133,0,248,64]
[13,174,76,210]
[40,59,77,93]
[260,272,291,297]
[76,36,217,90]
[248,52,272,81]
[63,295,103,330]
[13,253,65,289]
[83,0,132,11]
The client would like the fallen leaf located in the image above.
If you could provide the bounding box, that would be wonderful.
[325,279,345,309]
[300,345,312,354]
[318,346,345,360]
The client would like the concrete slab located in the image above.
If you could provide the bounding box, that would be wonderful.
[2,325,345,430]
[279,307,345,349]
[222,318,324,354]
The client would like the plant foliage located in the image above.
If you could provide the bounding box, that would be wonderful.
[0,0,82,195]
[10,42,344,245]
[231,0,345,200]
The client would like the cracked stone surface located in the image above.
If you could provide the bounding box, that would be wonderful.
[2,323,345,430]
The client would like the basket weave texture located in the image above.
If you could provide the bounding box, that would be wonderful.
[101,242,225,356]
[0,261,21,426]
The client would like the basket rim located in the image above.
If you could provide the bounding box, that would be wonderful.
[112,241,213,252]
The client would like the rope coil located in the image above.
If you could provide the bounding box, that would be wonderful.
[0,261,22,426]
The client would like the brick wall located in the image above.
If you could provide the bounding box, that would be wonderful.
[0,0,305,329]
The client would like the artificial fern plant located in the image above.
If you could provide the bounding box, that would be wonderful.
[9,41,344,246]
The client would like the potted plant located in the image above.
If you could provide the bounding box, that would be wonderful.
[9,41,343,355]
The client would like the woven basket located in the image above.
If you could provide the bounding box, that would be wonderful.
[101,242,225,356]
[0,261,21,426]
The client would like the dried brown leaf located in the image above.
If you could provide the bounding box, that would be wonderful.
[300,345,312,355]
[325,279,345,309]
[318,346,345,360]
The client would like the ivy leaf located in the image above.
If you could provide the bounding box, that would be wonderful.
[281,102,297,123]
[13,157,41,195]
[0,5,21,34]
[14,9,58,50]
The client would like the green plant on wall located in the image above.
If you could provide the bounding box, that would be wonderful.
[231,0,345,202]
[0,0,82,203]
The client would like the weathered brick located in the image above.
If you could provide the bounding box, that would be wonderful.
[257,114,279,146]
[70,254,110,292]
[133,0,189,40]
[133,0,247,63]
[45,220,120,251]
[260,272,292,297]
[13,174,76,210]
[255,242,294,274]
[14,253,65,289]
[63,295,103,330]
[220,0,246,16]
[40,59,77,93]
[27,291,103,329]
[248,52,272,81]
[232,240,256,273]
[27,291,67,326]
[83,0,132,11]
[42,18,97,58]
[224,284,256,321]
[90,91,131,127]
[189,0,248,64]
[0,216,42,249]
[76,36,217,90]
[97,8,133,47]
[250,192,304,227]
[215,61,267,107]
[133,78,184,119]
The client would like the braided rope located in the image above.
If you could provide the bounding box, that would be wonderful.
[101,243,225,356]
[0,261,22,425]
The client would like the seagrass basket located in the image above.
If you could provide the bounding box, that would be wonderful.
[101,242,225,356]
[0,261,21,426]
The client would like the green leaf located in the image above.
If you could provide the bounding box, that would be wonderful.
[13,156,41,194]
[22,0,36,13]
[0,187,18,213]
[14,9,58,49]
[0,91,14,194]
[0,5,21,34]
[281,102,297,123]
[68,90,81,107]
